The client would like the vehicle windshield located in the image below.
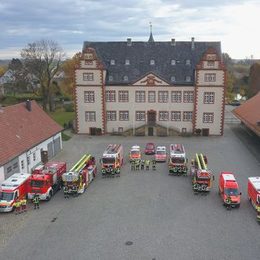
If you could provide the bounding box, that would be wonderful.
[131,151,140,156]
[146,144,154,150]
[225,188,239,196]
[156,151,166,155]
[31,180,44,188]
[0,192,14,201]
[171,157,185,164]
[102,158,115,164]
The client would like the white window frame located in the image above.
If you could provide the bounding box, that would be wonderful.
[183,111,193,122]
[136,111,146,121]
[171,111,181,121]
[84,91,95,103]
[85,111,96,122]
[83,73,94,81]
[204,73,216,82]
[171,91,182,103]
[119,111,129,121]
[106,90,116,102]
[159,111,169,121]
[107,111,117,121]
[158,91,169,103]
[203,112,214,123]
[135,91,145,103]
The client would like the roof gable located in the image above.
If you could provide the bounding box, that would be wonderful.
[0,101,63,165]
[133,72,170,86]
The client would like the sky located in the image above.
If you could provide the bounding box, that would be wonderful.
[0,0,260,60]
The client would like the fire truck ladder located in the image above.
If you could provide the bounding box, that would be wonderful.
[107,144,120,154]
[195,153,207,170]
[70,154,91,172]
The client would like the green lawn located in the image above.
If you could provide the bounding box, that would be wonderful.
[49,110,75,127]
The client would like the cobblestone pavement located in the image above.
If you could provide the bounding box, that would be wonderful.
[0,123,259,260]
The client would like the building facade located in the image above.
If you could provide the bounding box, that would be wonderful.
[0,101,63,182]
[75,37,226,136]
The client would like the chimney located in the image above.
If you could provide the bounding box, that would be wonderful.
[26,100,32,111]
[191,37,195,50]
[127,38,132,46]
[171,38,176,46]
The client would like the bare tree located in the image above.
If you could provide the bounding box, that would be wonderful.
[21,39,65,111]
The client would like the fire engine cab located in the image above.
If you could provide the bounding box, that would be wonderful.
[168,144,188,175]
[129,145,141,162]
[28,161,66,201]
[101,144,123,176]
[62,154,96,196]
[248,177,260,213]
[0,173,31,212]
[219,172,241,208]
[190,153,214,193]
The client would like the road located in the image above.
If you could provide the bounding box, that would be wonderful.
[0,124,259,260]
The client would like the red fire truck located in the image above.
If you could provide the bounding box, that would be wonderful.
[62,154,96,196]
[248,177,260,220]
[28,161,66,201]
[190,153,214,193]
[101,144,123,176]
[0,173,31,212]
[219,172,241,208]
[168,144,188,175]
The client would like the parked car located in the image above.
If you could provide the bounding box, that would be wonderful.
[230,100,240,106]
[144,143,155,155]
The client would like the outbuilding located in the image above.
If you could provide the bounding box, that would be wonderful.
[0,100,63,182]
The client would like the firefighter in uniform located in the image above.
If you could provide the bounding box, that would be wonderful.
[64,186,69,198]
[14,199,21,214]
[152,159,156,170]
[135,160,140,171]
[145,160,150,170]
[257,209,260,222]
[140,160,145,170]
[131,160,135,171]
[20,197,27,213]
[226,195,232,210]
[33,194,40,209]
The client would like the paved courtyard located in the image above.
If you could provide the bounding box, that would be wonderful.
[0,120,259,260]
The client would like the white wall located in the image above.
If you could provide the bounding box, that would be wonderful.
[105,85,194,133]
[0,133,62,182]
[76,86,103,134]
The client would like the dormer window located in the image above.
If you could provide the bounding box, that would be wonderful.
[171,60,176,65]
[110,59,115,65]
[171,76,176,82]
[123,75,128,81]
[186,76,191,82]
[150,59,155,65]
[186,59,191,65]
[125,59,130,65]
[109,76,113,81]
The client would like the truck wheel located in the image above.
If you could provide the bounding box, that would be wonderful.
[47,191,53,201]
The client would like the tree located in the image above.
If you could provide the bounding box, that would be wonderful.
[6,58,30,95]
[0,65,7,77]
[248,62,260,97]
[60,52,81,97]
[21,39,65,111]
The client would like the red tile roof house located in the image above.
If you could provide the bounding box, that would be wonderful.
[0,100,63,183]
[232,92,260,137]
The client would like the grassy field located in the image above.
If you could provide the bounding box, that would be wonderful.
[49,110,75,127]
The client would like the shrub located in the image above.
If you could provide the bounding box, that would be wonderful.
[64,103,74,112]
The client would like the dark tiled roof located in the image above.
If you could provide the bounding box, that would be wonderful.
[83,40,221,85]
[0,101,63,166]
[232,92,260,136]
